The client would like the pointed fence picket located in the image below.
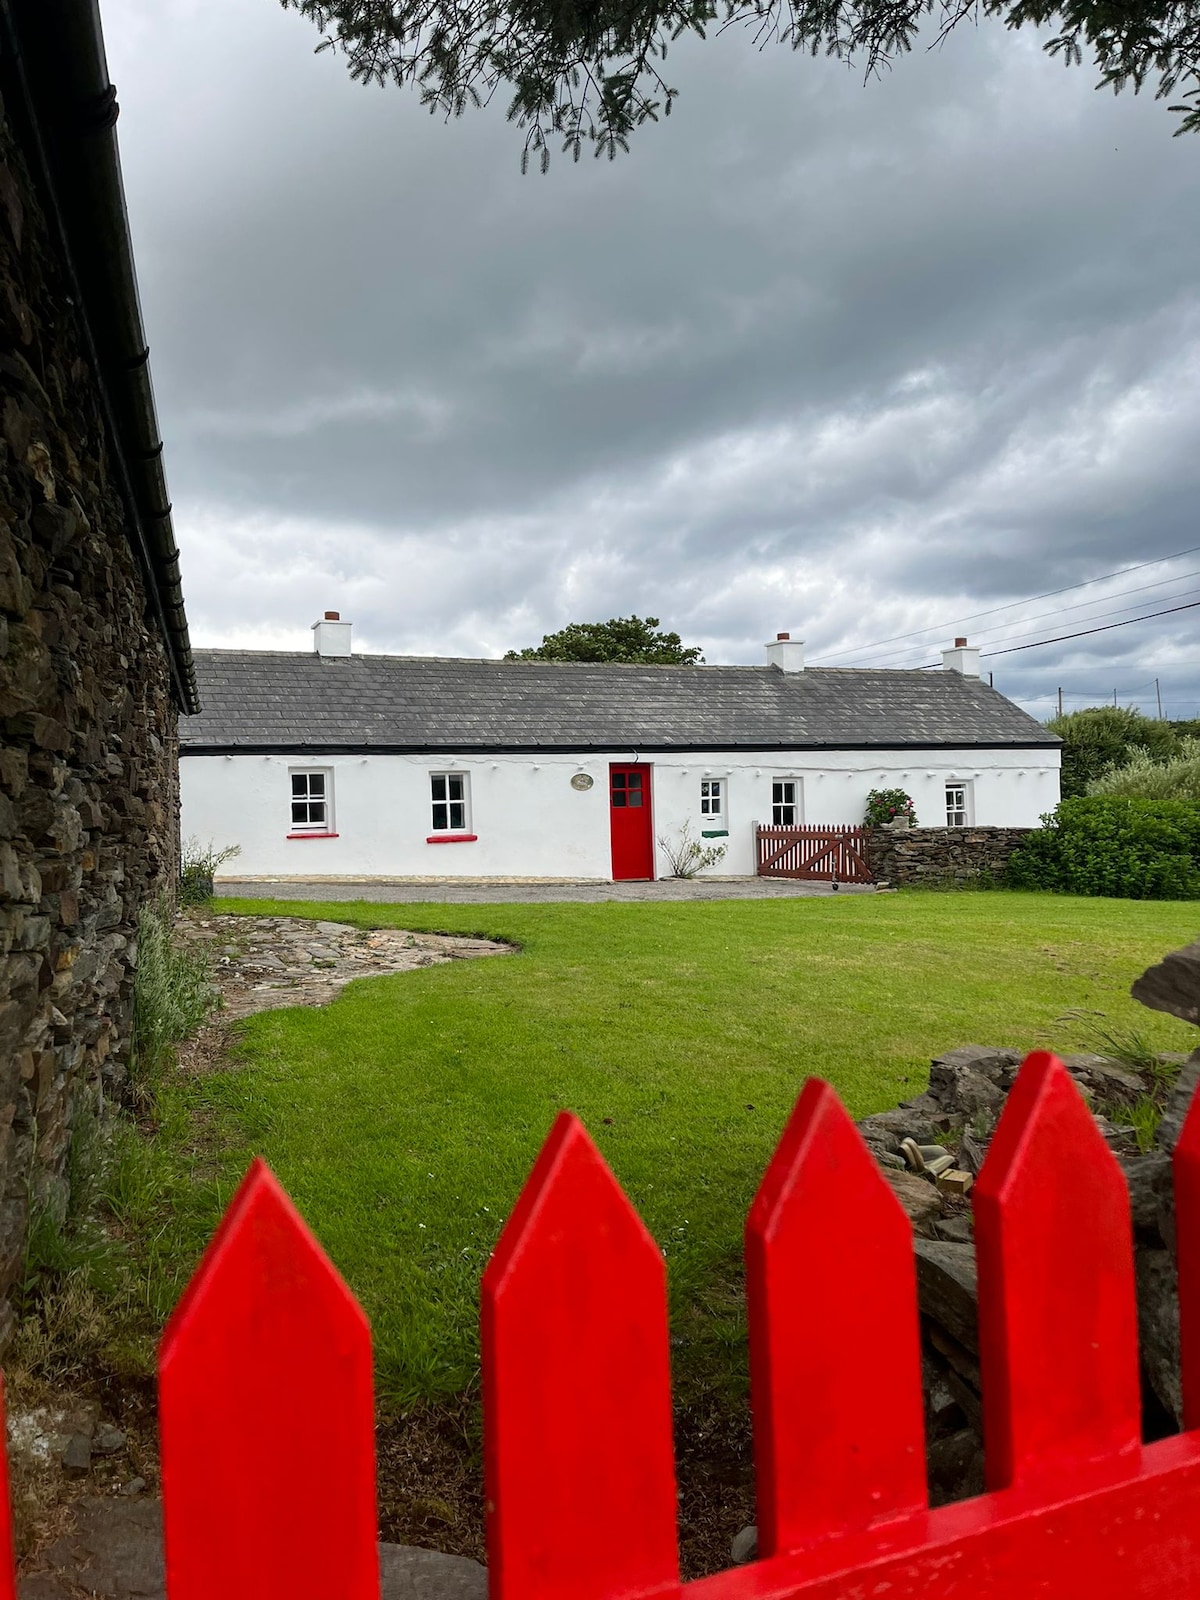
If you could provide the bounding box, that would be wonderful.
[1,1052,1199,1597]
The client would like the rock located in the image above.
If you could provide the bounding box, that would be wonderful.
[1156,1057,1200,1153]
[18,1497,489,1600]
[914,1240,978,1353]
[883,1169,943,1234]
[730,1526,758,1565]
[857,1107,939,1151]
[92,1423,125,1456]
[60,1432,91,1474]
[1133,941,1200,1026]
[1122,1153,1172,1245]
[929,1045,1020,1087]
[928,1053,1007,1117]
[933,1214,973,1244]
[1136,1248,1183,1427]
[121,1477,146,1497]
[1062,1054,1145,1103]
[926,1428,985,1507]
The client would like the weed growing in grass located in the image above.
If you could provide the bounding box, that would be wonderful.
[130,899,216,1096]
[1126,1095,1163,1154]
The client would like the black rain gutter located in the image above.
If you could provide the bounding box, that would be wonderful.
[179,740,1064,757]
[0,0,199,713]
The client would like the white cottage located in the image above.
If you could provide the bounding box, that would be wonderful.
[178,616,1060,882]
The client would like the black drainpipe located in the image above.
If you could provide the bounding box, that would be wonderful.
[0,0,199,714]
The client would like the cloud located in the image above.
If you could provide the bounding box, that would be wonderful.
[104,0,1200,719]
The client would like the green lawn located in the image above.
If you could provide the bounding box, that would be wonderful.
[154,891,1199,1407]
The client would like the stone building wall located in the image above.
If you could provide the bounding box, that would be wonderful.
[868,826,1032,887]
[0,90,178,1338]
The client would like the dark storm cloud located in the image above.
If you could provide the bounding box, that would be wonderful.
[103,0,1200,718]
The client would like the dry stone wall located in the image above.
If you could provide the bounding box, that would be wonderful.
[868,825,1032,887]
[0,89,178,1340]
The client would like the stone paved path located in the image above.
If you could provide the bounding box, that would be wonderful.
[18,1498,486,1600]
[178,914,510,1021]
[217,876,878,904]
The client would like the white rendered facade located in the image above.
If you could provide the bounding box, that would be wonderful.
[180,744,1061,883]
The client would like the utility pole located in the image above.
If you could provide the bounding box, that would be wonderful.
[1114,688,1118,708]
[1156,678,1163,719]
[1057,686,1063,717]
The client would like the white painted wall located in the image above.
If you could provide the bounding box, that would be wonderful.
[180,746,1060,881]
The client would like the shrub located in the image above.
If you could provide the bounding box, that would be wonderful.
[864,788,917,827]
[1046,707,1181,799]
[179,837,241,905]
[658,820,728,878]
[130,898,216,1089]
[1006,796,1200,900]
[1089,738,1200,802]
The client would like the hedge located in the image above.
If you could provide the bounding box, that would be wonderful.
[1006,796,1200,900]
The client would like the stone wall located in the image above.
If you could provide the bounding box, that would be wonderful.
[868,826,1032,887]
[0,90,178,1338]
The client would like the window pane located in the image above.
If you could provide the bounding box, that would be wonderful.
[309,773,325,797]
[628,791,642,807]
[628,772,642,791]
[612,773,626,790]
[292,774,307,797]
[292,801,308,825]
[612,792,626,808]
[309,801,326,824]
[448,775,464,802]
[431,776,446,803]
[432,802,448,830]
[449,802,465,830]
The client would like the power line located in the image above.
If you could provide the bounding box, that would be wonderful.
[981,598,1200,658]
[808,543,1200,665]
[854,571,1200,667]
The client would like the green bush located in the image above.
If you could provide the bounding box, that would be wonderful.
[1089,738,1200,802]
[1007,796,1200,899]
[179,837,241,905]
[865,787,917,827]
[1046,707,1181,799]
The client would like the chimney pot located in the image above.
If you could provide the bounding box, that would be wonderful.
[777,631,790,641]
[955,636,967,647]
[325,610,340,621]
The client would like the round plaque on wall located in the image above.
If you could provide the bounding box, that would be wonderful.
[570,772,594,791]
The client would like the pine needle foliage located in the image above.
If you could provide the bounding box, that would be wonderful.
[282,0,1200,165]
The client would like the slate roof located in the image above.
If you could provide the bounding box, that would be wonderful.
[181,650,1058,752]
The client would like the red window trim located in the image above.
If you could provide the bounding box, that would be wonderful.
[426,833,478,844]
[286,831,340,840]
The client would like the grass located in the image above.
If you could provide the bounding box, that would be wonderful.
[115,888,1200,1412]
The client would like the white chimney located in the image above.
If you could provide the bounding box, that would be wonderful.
[765,631,805,674]
[942,636,981,678]
[313,610,353,657]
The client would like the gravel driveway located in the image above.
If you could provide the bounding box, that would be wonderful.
[216,877,878,904]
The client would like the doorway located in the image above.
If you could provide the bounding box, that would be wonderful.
[609,764,654,880]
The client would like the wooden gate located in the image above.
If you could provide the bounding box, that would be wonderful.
[756,823,872,883]
[17,1050,1200,1599]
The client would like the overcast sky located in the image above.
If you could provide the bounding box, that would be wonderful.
[102,0,1200,719]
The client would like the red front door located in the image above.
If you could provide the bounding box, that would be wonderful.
[609,764,654,881]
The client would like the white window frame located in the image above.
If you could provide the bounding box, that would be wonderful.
[700,779,724,822]
[772,777,802,826]
[430,771,471,834]
[289,767,334,835]
[945,780,971,828]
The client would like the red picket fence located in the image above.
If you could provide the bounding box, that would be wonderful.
[756,824,872,883]
[4,1050,1200,1599]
